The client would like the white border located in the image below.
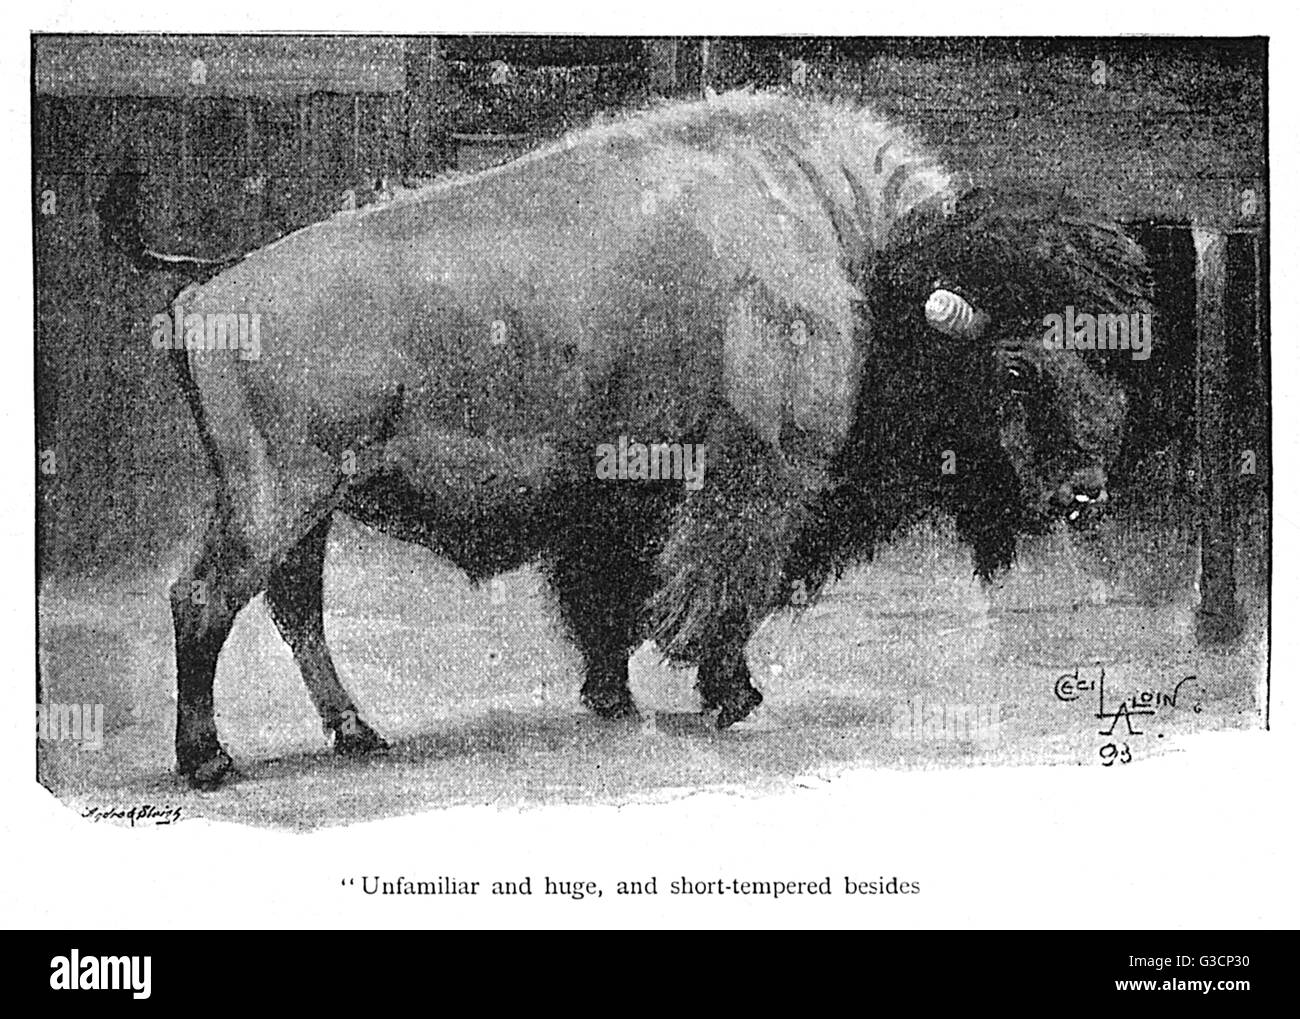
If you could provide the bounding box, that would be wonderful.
[3,2,1295,930]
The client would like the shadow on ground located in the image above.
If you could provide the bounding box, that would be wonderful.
[38,517,1267,829]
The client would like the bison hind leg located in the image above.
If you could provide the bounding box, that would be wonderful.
[549,560,642,721]
[265,517,388,757]
[170,520,251,790]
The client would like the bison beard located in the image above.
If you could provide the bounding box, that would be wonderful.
[101,91,1149,787]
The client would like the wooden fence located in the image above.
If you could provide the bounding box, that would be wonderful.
[32,35,1268,641]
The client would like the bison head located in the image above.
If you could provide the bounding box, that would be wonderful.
[798,186,1151,586]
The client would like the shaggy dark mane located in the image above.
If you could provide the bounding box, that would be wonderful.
[786,185,1153,597]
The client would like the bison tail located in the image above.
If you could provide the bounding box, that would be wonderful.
[167,345,227,490]
[97,166,238,486]
[97,165,241,281]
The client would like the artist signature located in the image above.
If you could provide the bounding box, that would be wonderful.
[1053,663,1203,713]
[1053,662,1205,738]
[81,803,183,826]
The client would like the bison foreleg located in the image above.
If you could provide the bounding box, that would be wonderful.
[697,639,764,730]
[546,488,675,720]
[649,414,822,727]
[578,660,638,720]
[265,517,387,755]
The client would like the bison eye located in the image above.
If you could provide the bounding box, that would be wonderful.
[1002,358,1037,400]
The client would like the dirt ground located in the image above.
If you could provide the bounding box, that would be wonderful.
[37,516,1267,829]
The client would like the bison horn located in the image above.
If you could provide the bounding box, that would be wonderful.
[924,288,986,338]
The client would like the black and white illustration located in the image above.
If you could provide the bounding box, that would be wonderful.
[34,35,1268,826]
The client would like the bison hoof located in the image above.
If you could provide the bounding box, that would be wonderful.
[580,684,640,720]
[713,686,764,730]
[179,745,236,790]
[333,717,389,757]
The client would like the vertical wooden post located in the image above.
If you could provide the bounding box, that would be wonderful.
[646,39,679,96]
[648,38,711,97]
[179,97,191,242]
[428,39,450,174]
[352,94,362,172]
[1193,226,1242,643]
[1253,234,1263,368]
[380,94,397,182]
[298,96,309,175]
[403,35,432,177]
[242,100,263,249]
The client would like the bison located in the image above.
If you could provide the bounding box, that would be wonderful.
[101,90,1149,788]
